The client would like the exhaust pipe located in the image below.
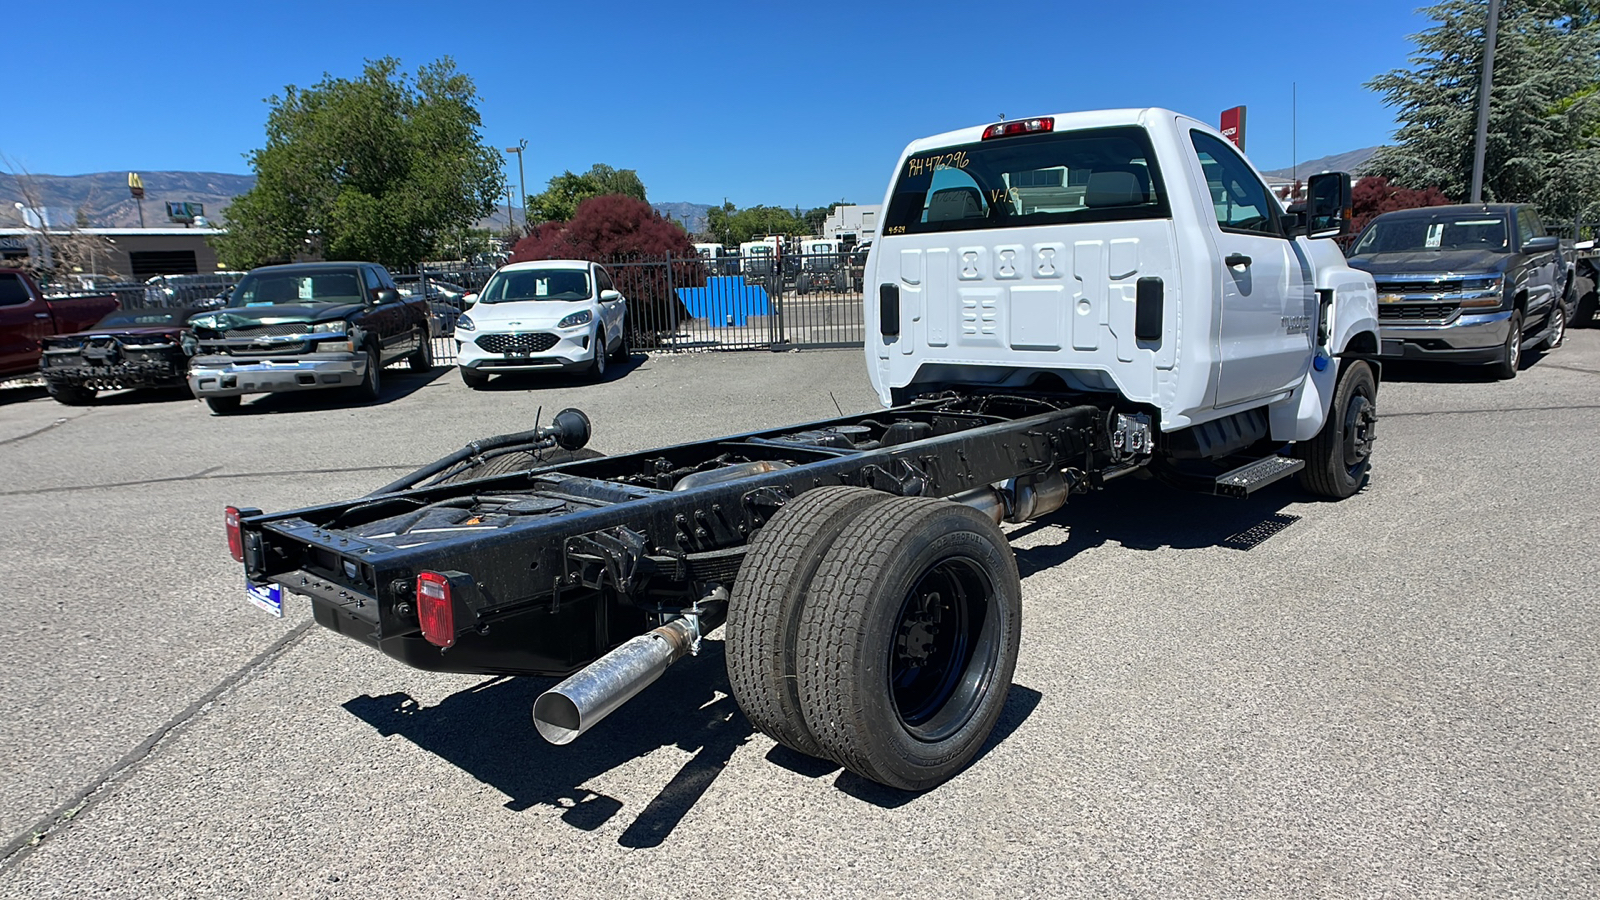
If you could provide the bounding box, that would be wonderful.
[533,616,700,744]
[953,471,1073,525]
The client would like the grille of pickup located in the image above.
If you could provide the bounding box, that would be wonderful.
[477,333,558,354]
[1375,280,1464,295]
[1379,303,1460,321]
[224,323,314,339]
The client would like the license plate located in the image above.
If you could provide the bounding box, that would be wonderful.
[246,580,283,617]
[507,349,530,358]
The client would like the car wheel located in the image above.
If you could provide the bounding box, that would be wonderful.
[357,344,382,400]
[1575,275,1598,327]
[588,328,608,381]
[1294,359,1377,499]
[609,315,630,362]
[1492,310,1523,380]
[205,396,242,416]
[47,383,95,406]
[409,327,434,372]
[460,366,489,390]
[1542,302,1567,350]
[794,496,1023,791]
[727,486,894,759]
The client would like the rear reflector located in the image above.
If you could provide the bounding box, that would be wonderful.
[225,506,243,562]
[982,117,1054,140]
[417,571,455,649]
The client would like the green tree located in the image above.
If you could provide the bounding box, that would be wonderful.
[1365,0,1600,221]
[215,57,504,268]
[526,163,648,223]
[803,201,848,234]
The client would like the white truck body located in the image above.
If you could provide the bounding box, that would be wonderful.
[865,108,1378,442]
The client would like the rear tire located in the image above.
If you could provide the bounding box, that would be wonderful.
[1491,310,1523,380]
[795,497,1022,791]
[1541,303,1567,350]
[205,396,241,416]
[47,383,95,406]
[1573,273,1597,327]
[609,316,630,362]
[1295,359,1377,499]
[726,486,894,759]
[409,327,434,372]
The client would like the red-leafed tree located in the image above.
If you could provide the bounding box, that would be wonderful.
[1351,176,1452,237]
[509,194,702,343]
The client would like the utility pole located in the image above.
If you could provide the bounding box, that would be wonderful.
[504,139,528,233]
[1471,0,1502,204]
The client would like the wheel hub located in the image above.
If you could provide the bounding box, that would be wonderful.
[895,591,943,667]
[1342,394,1377,468]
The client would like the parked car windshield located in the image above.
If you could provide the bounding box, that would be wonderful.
[477,269,591,303]
[229,271,365,307]
[1353,214,1510,254]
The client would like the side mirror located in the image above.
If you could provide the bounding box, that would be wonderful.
[374,288,400,304]
[461,292,478,308]
[1306,172,1353,239]
[1523,235,1559,253]
[599,289,621,302]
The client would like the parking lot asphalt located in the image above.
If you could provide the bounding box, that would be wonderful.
[1,338,1596,898]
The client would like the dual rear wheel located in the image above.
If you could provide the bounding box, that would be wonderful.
[726,487,1021,791]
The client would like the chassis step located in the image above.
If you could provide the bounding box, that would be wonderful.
[1214,455,1305,499]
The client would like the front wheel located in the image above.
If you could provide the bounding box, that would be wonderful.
[356,344,383,401]
[47,383,95,406]
[795,497,1022,791]
[1294,359,1377,499]
[587,328,608,382]
[1491,310,1523,380]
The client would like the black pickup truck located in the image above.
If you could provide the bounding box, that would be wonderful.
[1346,203,1567,379]
[187,262,433,414]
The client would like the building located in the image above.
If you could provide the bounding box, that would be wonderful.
[0,227,225,281]
[820,205,881,245]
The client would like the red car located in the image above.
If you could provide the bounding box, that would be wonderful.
[39,306,211,405]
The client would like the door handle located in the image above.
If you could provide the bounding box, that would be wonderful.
[34,312,50,319]
[1225,253,1252,269]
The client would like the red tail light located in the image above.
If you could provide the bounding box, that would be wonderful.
[225,506,244,562]
[417,571,455,649]
[982,116,1054,140]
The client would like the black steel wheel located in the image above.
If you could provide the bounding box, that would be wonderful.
[1294,359,1377,499]
[356,344,382,400]
[795,496,1021,790]
[726,486,893,758]
[1492,310,1523,380]
[205,395,241,416]
[47,382,95,406]
[409,327,434,372]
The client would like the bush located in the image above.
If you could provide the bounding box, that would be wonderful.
[509,195,703,344]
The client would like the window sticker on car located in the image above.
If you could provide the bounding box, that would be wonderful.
[1426,223,1444,248]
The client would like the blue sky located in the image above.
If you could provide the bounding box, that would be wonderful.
[9,0,1432,209]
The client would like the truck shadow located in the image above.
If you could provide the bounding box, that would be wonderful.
[342,641,749,849]
[342,639,1044,844]
[1009,477,1303,579]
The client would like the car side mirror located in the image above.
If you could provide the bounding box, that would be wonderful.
[1306,172,1353,239]
[461,292,477,308]
[1523,235,1559,253]
[600,289,621,302]
[374,288,400,304]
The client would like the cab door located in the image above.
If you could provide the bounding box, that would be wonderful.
[1185,130,1314,409]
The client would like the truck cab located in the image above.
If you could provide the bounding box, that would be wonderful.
[866,108,1379,448]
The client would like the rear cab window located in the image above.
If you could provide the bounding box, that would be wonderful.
[882,126,1171,236]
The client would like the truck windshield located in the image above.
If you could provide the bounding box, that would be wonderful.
[229,271,364,307]
[1353,214,1510,254]
[883,126,1170,236]
[478,269,591,303]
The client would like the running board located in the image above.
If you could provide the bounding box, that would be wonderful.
[1214,456,1304,499]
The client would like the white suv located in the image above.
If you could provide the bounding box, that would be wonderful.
[454,260,629,388]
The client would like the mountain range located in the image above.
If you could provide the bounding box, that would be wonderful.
[1261,146,1381,181]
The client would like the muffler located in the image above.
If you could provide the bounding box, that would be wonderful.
[532,616,700,744]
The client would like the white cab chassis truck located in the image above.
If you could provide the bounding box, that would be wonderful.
[227,109,1379,794]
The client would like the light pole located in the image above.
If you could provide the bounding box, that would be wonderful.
[504,139,528,233]
[1470,0,1502,204]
